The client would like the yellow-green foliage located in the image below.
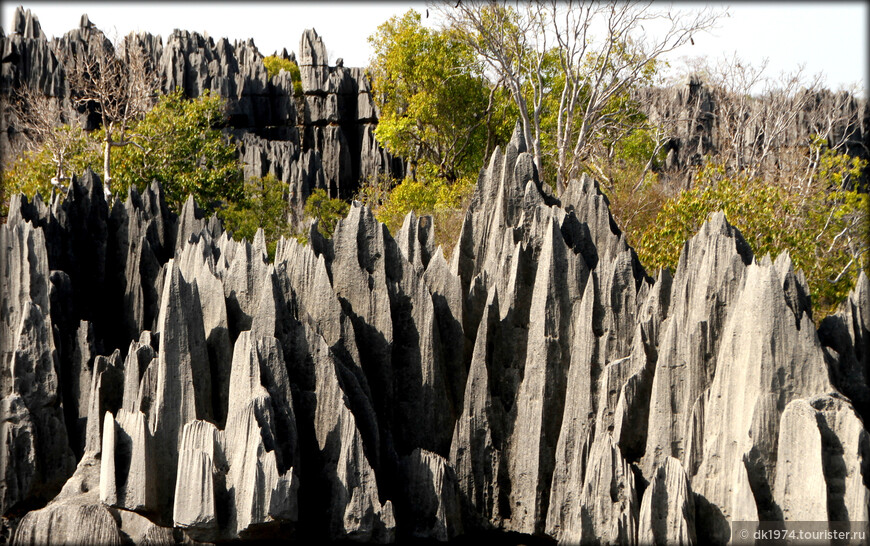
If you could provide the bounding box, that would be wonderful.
[219,173,292,260]
[2,91,242,216]
[112,90,242,211]
[369,10,510,182]
[263,55,303,97]
[304,188,350,239]
[1,125,101,215]
[371,171,475,255]
[592,125,669,242]
[635,150,868,318]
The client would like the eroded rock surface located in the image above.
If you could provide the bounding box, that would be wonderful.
[2,15,869,543]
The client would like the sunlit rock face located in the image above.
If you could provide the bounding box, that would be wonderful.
[2,8,869,545]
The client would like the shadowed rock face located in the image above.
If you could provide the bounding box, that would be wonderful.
[3,138,868,545]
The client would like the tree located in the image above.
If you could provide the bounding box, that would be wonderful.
[111,89,241,211]
[1,124,99,218]
[304,188,350,239]
[263,54,303,97]
[635,145,868,318]
[219,173,293,259]
[439,0,720,192]
[7,85,84,191]
[368,9,511,183]
[3,90,242,215]
[60,29,159,195]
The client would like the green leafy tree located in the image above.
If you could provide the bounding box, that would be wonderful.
[439,0,718,191]
[112,89,243,211]
[304,188,350,239]
[369,9,510,183]
[2,124,101,215]
[3,90,243,216]
[62,31,160,190]
[365,167,475,256]
[219,173,292,259]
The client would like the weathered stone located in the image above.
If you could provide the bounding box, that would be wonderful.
[560,434,638,545]
[638,457,696,545]
[14,502,123,545]
[173,420,220,536]
[694,253,833,541]
[3,17,870,541]
[309,328,393,542]
[507,216,585,534]
[644,212,753,477]
[149,260,212,515]
[399,448,463,541]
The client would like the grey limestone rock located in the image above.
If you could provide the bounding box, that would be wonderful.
[775,394,870,527]
[507,216,586,534]
[399,448,463,541]
[13,452,122,545]
[637,457,696,545]
[395,211,434,272]
[820,271,870,422]
[14,502,123,545]
[149,260,212,515]
[4,19,870,540]
[310,325,394,542]
[694,253,834,541]
[298,29,330,93]
[0,221,75,515]
[449,290,507,529]
[644,211,752,478]
[560,434,639,545]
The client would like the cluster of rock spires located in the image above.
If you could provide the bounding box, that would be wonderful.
[635,75,870,186]
[1,7,404,226]
[2,117,868,544]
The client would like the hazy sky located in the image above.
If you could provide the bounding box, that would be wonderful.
[2,2,867,93]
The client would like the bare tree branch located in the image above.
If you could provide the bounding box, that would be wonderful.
[58,28,159,195]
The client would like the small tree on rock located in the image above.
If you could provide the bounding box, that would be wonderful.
[60,29,160,196]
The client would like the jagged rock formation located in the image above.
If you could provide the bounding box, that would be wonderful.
[1,8,404,228]
[2,117,868,544]
[3,8,870,545]
[636,75,870,187]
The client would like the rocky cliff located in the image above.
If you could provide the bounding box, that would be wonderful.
[635,75,870,187]
[1,7,405,226]
[2,120,868,544]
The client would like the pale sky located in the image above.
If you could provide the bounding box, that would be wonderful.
[2,2,867,93]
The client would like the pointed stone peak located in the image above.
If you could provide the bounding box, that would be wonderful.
[299,28,328,67]
[508,120,527,155]
[253,228,268,261]
[12,6,45,39]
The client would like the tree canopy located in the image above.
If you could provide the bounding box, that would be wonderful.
[111,89,242,211]
[368,9,513,184]
[2,90,242,214]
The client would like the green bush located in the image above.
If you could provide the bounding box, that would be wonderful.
[219,173,292,260]
[1,125,101,215]
[112,90,242,211]
[369,10,509,183]
[304,188,350,239]
[370,169,475,255]
[263,55,303,97]
[635,153,868,318]
[2,90,243,216]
